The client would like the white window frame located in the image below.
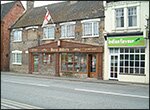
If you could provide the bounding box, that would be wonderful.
[113,3,140,31]
[60,22,76,39]
[13,28,23,42]
[127,6,137,27]
[81,18,100,38]
[42,24,55,40]
[109,48,145,75]
[115,8,124,28]
[12,50,22,65]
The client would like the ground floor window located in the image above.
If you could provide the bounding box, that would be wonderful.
[110,48,145,75]
[42,53,54,64]
[61,53,87,72]
[12,50,22,65]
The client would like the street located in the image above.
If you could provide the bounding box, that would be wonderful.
[1,73,149,109]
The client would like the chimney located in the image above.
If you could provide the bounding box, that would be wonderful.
[27,1,34,10]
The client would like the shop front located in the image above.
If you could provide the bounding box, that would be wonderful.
[28,41,103,79]
[104,34,149,83]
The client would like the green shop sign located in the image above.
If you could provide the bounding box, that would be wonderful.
[108,36,146,47]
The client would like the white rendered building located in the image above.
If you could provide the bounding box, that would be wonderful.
[104,1,149,83]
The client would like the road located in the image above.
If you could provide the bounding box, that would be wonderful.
[1,73,149,109]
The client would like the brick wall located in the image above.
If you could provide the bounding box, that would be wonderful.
[1,2,24,71]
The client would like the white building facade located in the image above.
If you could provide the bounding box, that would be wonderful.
[104,1,149,84]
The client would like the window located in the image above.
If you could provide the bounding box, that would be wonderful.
[60,22,75,38]
[82,19,100,37]
[12,50,22,65]
[13,30,22,42]
[128,7,137,27]
[43,25,55,39]
[42,53,53,64]
[61,53,87,72]
[114,6,138,29]
[110,48,145,75]
[115,8,124,27]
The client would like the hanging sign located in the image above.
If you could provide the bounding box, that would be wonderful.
[107,36,146,47]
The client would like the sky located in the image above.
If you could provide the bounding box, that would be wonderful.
[1,1,64,9]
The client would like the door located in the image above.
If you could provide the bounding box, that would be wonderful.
[88,54,97,78]
[109,54,119,80]
[33,55,39,72]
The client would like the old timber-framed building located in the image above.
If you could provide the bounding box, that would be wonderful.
[10,1,105,79]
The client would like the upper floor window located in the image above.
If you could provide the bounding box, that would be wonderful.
[81,19,100,37]
[128,7,137,27]
[13,30,22,42]
[115,8,124,28]
[43,25,55,40]
[12,50,22,65]
[60,22,75,39]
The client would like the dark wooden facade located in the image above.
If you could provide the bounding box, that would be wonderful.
[29,40,103,79]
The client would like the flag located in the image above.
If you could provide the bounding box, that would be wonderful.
[42,8,51,27]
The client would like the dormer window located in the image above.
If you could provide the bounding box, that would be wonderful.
[43,24,55,40]
[81,19,100,38]
[60,22,76,39]
[13,29,22,42]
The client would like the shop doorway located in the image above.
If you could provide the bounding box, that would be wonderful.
[109,54,119,80]
[33,55,39,72]
[88,54,97,78]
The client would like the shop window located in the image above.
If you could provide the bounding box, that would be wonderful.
[61,53,87,72]
[43,53,53,64]
[118,48,145,75]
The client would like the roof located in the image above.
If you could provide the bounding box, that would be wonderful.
[12,1,104,29]
[1,1,16,21]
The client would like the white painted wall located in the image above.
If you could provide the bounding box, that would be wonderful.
[104,1,149,83]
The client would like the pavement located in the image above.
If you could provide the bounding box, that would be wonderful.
[1,71,149,86]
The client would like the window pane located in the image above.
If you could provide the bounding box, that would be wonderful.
[140,68,144,74]
[116,8,124,27]
[80,54,87,72]
[130,61,134,66]
[135,68,139,73]
[140,62,145,67]
[130,48,134,53]
[61,53,67,70]
[141,48,145,53]
[135,55,139,60]
[130,68,134,73]
[93,22,99,35]
[135,61,139,67]
[120,67,123,73]
[130,55,134,60]
[125,55,129,60]
[141,55,145,60]
[128,7,137,27]
[83,22,92,36]
[125,61,128,66]
[120,48,124,53]
[120,61,123,66]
